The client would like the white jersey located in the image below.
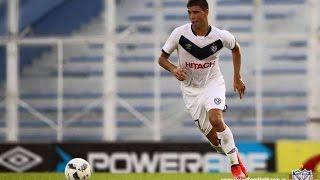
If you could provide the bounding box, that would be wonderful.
[162,23,236,94]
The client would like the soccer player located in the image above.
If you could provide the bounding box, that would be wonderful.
[158,0,247,178]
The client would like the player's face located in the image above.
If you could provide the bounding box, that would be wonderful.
[187,6,208,29]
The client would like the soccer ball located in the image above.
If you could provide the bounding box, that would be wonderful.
[65,158,92,180]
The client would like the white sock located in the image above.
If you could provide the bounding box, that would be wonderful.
[209,142,225,154]
[216,126,239,165]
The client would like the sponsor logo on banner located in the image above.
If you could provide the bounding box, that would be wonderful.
[55,147,73,172]
[302,154,320,172]
[87,142,273,173]
[277,141,320,172]
[0,146,42,172]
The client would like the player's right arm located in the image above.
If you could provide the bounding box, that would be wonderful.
[159,26,187,81]
[158,52,187,81]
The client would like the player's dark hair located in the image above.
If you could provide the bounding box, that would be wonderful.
[187,0,208,10]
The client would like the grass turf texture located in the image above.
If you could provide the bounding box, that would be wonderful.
[0,172,306,180]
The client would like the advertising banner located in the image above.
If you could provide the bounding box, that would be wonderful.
[0,142,275,173]
[0,144,54,172]
[276,140,320,172]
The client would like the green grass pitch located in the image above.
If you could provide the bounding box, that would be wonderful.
[0,172,306,180]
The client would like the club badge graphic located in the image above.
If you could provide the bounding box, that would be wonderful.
[290,169,315,180]
[0,146,42,172]
[214,98,221,105]
[210,45,217,53]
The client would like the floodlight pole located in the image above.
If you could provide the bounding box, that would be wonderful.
[307,0,320,140]
[6,0,19,142]
[207,0,216,26]
[57,40,64,142]
[103,0,117,141]
[254,0,264,142]
[152,0,162,141]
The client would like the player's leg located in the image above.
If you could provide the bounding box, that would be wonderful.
[181,83,246,177]
[208,109,247,178]
[206,129,225,154]
[203,79,247,177]
[187,104,247,177]
[182,92,226,155]
[197,106,247,177]
[208,109,238,163]
[206,128,247,177]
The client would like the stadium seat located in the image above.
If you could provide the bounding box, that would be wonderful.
[272,54,307,61]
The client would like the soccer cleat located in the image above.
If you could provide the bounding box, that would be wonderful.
[236,151,248,177]
[231,165,246,179]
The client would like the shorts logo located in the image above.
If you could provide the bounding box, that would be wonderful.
[214,98,221,105]
[0,146,43,172]
[291,169,314,180]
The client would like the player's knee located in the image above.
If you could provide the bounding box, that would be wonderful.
[209,110,223,124]
[210,118,224,131]
[208,109,225,130]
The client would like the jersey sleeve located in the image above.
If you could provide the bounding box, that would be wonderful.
[220,30,236,50]
[162,28,179,55]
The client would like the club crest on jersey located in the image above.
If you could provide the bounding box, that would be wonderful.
[214,98,221,105]
[185,44,192,50]
[210,45,218,53]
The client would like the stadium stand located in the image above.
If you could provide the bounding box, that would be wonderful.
[0,0,309,142]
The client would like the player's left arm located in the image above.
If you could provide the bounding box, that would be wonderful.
[231,42,246,99]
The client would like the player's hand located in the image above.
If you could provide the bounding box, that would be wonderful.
[233,77,245,99]
[172,67,187,81]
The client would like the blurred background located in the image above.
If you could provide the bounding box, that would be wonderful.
[0,0,319,174]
